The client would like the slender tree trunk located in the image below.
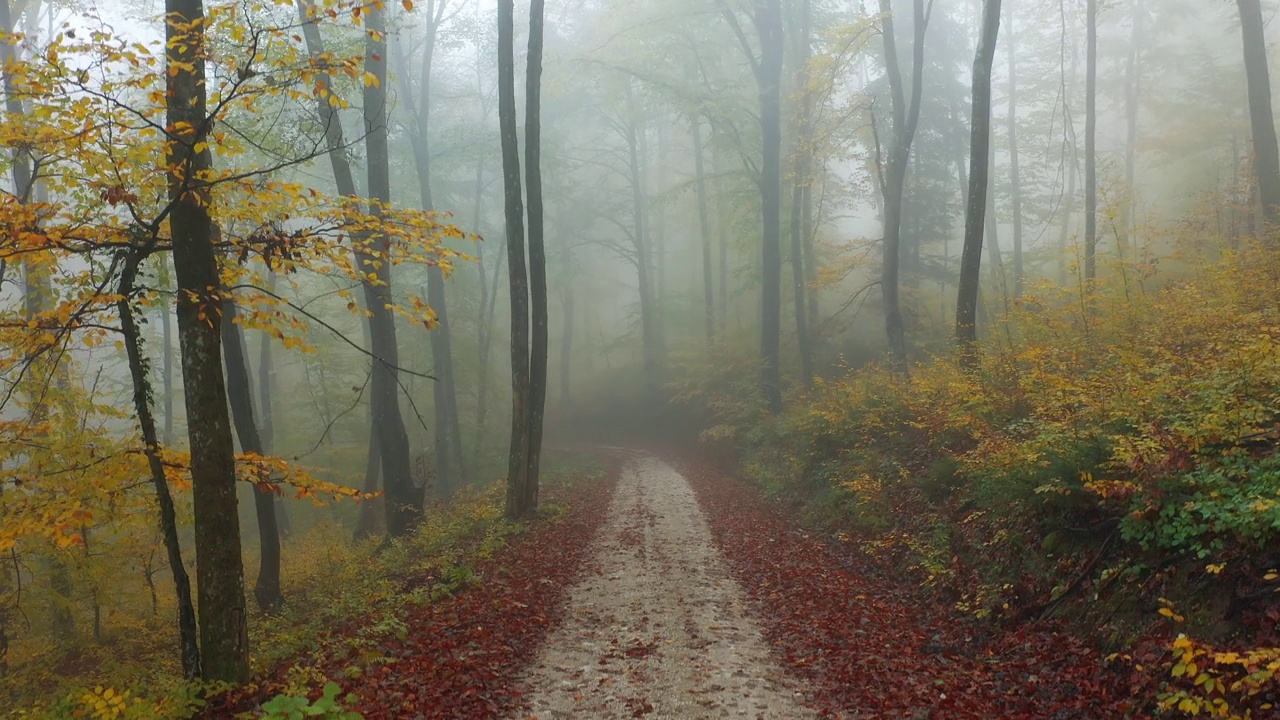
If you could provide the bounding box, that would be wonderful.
[1058,141,1077,285]
[162,278,175,446]
[1124,0,1143,247]
[297,0,418,534]
[984,118,1006,312]
[692,115,715,345]
[1005,0,1023,297]
[877,0,929,374]
[789,0,814,386]
[362,3,420,533]
[0,0,32,204]
[560,286,573,410]
[802,179,818,334]
[1058,31,1080,287]
[956,0,1002,354]
[219,296,282,611]
[1237,0,1280,227]
[165,0,248,683]
[653,120,667,355]
[2,0,73,643]
[475,234,505,469]
[498,0,532,519]
[395,10,465,494]
[116,249,201,679]
[256,271,289,536]
[353,424,383,541]
[789,184,812,385]
[756,0,784,411]
[625,81,659,401]
[1084,0,1098,283]
[712,150,730,331]
[524,0,548,513]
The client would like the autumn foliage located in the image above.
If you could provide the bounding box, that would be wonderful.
[678,242,1280,718]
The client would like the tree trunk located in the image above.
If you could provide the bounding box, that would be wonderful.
[653,120,667,356]
[362,3,420,534]
[475,229,505,470]
[524,0,548,513]
[219,296,282,612]
[353,422,383,541]
[789,0,814,386]
[1124,0,1143,247]
[498,0,533,519]
[802,179,818,335]
[115,249,201,679]
[692,115,715,345]
[877,0,929,374]
[165,0,248,683]
[956,0,1002,354]
[1004,0,1022,298]
[2,0,74,643]
[711,150,730,331]
[756,0,784,411]
[1084,0,1098,283]
[256,271,289,536]
[161,261,175,447]
[625,81,660,401]
[297,0,418,535]
[789,183,812,385]
[0,0,32,203]
[1237,0,1280,227]
[395,7,465,494]
[560,286,574,410]
[984,115,1006,313]
[1058,28,1080,287]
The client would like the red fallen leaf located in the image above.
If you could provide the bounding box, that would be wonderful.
[201,454,624,720]
[669,452,1161,719]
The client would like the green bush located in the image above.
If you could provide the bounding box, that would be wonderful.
[1122,451,1280,560]
[259,682,362,720]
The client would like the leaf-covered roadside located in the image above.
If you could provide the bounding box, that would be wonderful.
[207,455,620,719]
[678,455,1158,719]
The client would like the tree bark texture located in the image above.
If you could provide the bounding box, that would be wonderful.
[692,116,715,345]
[877,0,929,374]
[297,0,419,535]
[1004,0,1023,297]
[956,0,1002,354]
[396,5,466,494]
[625,82,660,401]
[362,3,420,535]
[524,0,549,513]
[1237,0,1280,227]
[116,248,201,680]
[1084,0,1098,282]
[219,296,282,611]
[498,0,533,518]
[756,0,785,412]
[165,0,249,683]
[789,0,814,386]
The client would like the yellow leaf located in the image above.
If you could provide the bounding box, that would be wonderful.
[402,0,414,9]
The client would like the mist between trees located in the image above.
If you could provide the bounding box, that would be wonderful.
[1,0,1279,716]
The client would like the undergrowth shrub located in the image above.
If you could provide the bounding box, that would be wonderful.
[7,455,603,719]
[687,244,1280,716]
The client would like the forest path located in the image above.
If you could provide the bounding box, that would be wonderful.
[515,451,815,719]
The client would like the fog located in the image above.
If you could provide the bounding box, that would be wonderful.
[1,0,1276,705]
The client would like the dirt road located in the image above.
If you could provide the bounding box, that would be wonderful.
[516,452,815,719]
